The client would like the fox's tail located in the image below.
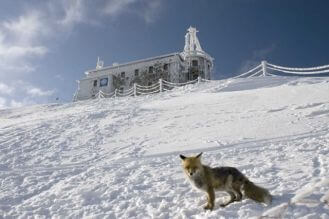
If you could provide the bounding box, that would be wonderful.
[243,180,272,205]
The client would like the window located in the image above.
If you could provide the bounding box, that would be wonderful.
[164,63,169,70]
[121,72,125,78]
[93,80,97,87]
[149,66,153,73]
[100,77,108,87]
[192,60,198,67]
[134,69,139,77]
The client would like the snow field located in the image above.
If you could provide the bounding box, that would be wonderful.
[0,76,329,218]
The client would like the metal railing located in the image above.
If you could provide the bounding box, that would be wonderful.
[76,60,329,101]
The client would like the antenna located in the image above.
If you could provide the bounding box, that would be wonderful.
[96,56,104,69]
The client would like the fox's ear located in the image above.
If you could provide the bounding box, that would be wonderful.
[180,154,186,160]
[196,152,203,159]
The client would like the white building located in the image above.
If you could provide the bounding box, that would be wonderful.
[74,27,214,101]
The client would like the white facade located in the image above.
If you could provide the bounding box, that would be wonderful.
[74,27,214,101]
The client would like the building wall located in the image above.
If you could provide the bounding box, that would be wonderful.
[75,53,213,101]
[75,75,114,100]
[75,54,184,100]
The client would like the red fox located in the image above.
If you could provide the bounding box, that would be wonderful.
[180,152,272,210]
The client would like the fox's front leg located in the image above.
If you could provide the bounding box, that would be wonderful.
[204,187,215,210]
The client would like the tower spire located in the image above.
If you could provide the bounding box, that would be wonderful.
[96,56,104,69]
[183,26,204,55]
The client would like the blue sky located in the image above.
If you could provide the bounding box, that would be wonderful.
[0,0,329,108]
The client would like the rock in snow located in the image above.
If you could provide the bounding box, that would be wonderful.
[0,76,329,218]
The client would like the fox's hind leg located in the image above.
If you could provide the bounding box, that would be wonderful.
[232,185,243,201]
[234,189,242,201]
[220,191,236,207]
[230,178,243,202]
[220,181,243,207]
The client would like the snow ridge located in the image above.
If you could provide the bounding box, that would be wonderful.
[1,77,329,218]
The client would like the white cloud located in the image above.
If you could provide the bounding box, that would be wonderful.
[238,60,260,74]
[0,11,49,74]
[0,97,36,109]
[0,45,47,59]
[9,99,24,108]
[238,44,276,73]
[103,0,163,23]
[0,0,164,76]
[58,0,87,27]
[14,80,55,97]
[0,81,55,109]
[26,87,55,97]
[140,0,163,24]
[0,82,14,95]
[103,0,136,16]
[0,62,36,73]
[54,74,64,81]
[0,97,6,109]
[2,11,49,45]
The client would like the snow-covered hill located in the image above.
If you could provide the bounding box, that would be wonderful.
[1,77,329,218]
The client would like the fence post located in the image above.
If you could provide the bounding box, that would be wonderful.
[114,89,117,98]
[198,76,201,83]
[261,60,267,76]
[159,78,163,92]
[134,83,137,97]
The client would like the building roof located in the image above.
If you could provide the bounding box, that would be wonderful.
[85,52,182,75]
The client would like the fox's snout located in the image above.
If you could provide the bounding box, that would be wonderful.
[184,166,200,177]
[187,168,196,176]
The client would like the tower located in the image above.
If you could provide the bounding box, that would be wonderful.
[182,27,204,57]
[181,27,214,80]
[96,57,104,69]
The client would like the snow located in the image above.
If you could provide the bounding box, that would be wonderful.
[0,76,329,218]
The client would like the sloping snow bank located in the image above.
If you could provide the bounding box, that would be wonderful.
[0,77,329,218]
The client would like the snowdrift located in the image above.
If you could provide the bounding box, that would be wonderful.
[0,76,329,218]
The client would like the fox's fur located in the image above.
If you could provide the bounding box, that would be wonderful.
[180,152,272,210]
